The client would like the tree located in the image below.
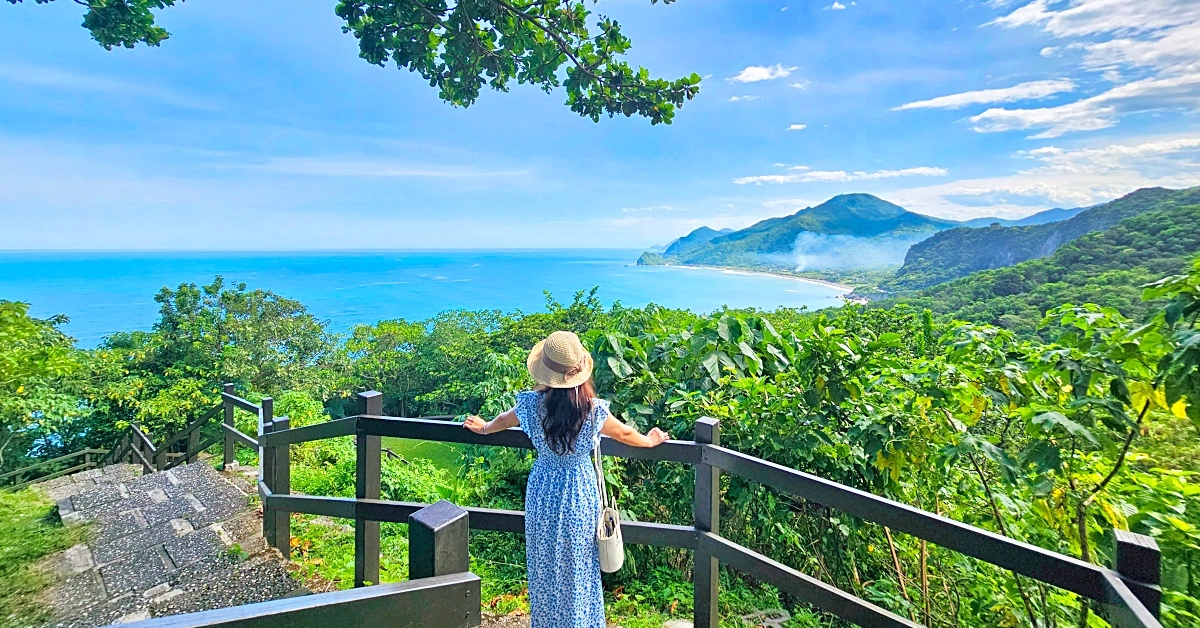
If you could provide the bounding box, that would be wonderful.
[6,0,702,124]
[0,301,78,469]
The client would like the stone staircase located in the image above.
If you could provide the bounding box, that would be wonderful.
[34,462,306,627]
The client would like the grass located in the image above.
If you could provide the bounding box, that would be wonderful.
[382,437,464,472]
[0,487,84,627]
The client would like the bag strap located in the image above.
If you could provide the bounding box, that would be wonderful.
[593,432,612,511]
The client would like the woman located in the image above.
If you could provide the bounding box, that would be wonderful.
[463,330,669,628]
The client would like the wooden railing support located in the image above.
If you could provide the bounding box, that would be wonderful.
[270,415,291,558]
[260,397,276,548]
[222,383,236,470]
[693,417,720,628]
[409,500,470,579]
[1113,529,1162,619]
[187,426,200,464]
[355,391,384,587]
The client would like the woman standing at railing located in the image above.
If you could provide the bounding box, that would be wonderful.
[464,330,669,628]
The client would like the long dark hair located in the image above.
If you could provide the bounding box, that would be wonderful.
[540,379,595,455]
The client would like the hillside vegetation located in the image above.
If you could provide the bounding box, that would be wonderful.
[3,265,1200,626]
[899,201,1200,334]
[889,187,1200,291]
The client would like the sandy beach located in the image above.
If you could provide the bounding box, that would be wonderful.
[657,263,855,292]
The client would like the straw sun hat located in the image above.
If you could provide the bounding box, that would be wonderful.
[527,330,594,389]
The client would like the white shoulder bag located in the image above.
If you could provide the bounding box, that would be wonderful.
[593,438,625,573]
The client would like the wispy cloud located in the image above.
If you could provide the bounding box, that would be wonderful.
[888,133,1200,220]
[975,0,1200,136]
[728,95,761,102]
[621,205,685,213]
[728,64,799,83]
[0,62,214,110]
[787,124,808,131]
[894,79,1076,110]
[734,166,948,185]
[242,157,529,178]
[969,73,1200,138]
[826,2,848,9]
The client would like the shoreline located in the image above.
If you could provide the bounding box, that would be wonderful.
[653,263,855,292]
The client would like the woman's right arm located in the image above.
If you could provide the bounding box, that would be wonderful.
[600,414,669,448]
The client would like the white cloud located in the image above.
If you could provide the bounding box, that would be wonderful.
[728,95,761,102]
[887,133,1200,220]
[894,79,1077,110]
[969,73,1200,138]
[976,1,1200,136]
[789,80,812,89]
[1040,46,1058,57]
[244,157,527,179]
[827,2,847,9]
[787,124,808,131]
[728,64,799,83]
[734,166,948,185]
[621,205,685,213]
[0,62,214,110]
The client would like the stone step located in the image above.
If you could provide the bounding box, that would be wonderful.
[34,462,303,628]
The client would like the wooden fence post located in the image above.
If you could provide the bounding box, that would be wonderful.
[1113,529,1162,618]
[260,397,275,549]
[187,427,200,464]
[222,383,235,470]
[271,416,292,559]
[694,417,720,628]
[154,439,168,471]
[355,391,384,588]
[409,500,470,579]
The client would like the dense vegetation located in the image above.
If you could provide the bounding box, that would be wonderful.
[899,201,1200,336]
[888,187,1200,292]
[642,194,956,270]
[3,257,1199,627]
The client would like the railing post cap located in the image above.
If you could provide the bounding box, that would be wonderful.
[410,500,469,532]
[359,390,383,399]
[1113,528,1161,585]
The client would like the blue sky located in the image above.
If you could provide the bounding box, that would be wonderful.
[2,0,1199,249]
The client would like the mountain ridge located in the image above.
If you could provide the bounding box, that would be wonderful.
[886,186,1200,291]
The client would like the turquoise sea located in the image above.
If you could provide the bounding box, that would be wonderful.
[0,250,849,347]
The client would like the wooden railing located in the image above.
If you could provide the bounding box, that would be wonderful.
[8,384,1163,627]
[245,389,1164,628]
[0,448,109,490]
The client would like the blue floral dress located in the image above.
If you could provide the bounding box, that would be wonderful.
[515,390,608,628]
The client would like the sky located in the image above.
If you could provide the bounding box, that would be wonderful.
[2,0,1199,250]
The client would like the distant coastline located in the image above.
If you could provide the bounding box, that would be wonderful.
[649,262,855,292]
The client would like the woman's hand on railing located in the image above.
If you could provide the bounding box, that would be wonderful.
[463,415,488,434]
[463,410,520,436]
[601,415,670,448]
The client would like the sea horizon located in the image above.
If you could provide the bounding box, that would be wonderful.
[0,249,848,347]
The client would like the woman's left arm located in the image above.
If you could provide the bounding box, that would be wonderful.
[463,409,520,435]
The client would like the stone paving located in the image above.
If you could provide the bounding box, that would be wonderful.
[34,462,305,627]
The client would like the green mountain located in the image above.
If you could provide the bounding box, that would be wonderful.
[960,206,1085,228]
[887,187,1200,292]
[651,193,957,269]
[897,198,1200,335]
[664,227,733,256]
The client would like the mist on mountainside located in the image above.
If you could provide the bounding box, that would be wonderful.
[762,232,927,270]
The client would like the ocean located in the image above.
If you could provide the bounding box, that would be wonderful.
[0,250,849,347]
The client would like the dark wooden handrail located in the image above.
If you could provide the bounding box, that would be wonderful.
[1,448,108,482]
[247,397,1163,628]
